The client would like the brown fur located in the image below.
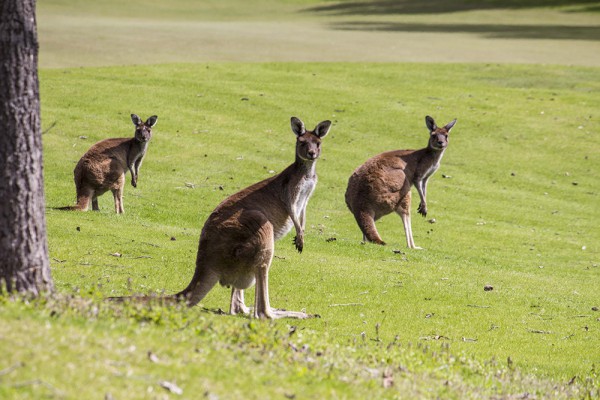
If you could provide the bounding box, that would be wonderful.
[111,117,331,320]
[345,116,456,248]
[61,114,157,213]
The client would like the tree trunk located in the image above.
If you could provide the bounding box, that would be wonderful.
[0,0,53,295]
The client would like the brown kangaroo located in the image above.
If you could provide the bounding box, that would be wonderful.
[62,114,157,213]
[111,117,331,319]
[345,115,456,249]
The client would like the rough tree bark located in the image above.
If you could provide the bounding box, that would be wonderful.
[0,0,53,295]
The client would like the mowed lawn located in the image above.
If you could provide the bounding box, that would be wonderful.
[1,1,600,399]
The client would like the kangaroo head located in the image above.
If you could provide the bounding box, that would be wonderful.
[425,115,456,151]
[131,114,158,143]
[291,117,331,161]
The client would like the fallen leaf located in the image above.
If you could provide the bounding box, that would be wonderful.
[382,369,394,388]
[147,351,159,363]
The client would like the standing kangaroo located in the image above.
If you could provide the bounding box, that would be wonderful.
[345,115,456,249]
[111,117,331,319]
[63,114,157,213]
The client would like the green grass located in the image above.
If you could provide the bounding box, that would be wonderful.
[2,0,600,398]
[37,0,600,67]
[2,62,597,398]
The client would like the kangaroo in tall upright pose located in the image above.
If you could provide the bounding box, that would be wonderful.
[345,115,456,249]
[61,114,157,213]
[111,117,331,319]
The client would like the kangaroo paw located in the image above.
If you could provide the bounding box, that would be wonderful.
[293,235,304,253]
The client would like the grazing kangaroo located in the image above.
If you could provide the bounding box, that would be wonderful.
[345,115,456,249]
[62,114,157,213]
[111,117,331,319]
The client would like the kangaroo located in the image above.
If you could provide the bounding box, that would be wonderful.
[111,117,331,319]
[61,114,157,213]
[345,115,456,249]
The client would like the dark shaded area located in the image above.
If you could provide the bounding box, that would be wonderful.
[332,21,600,41]
[305,0,600,15]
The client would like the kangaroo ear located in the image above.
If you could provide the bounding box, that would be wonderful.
[131,114,142,126]
[425,116,437,132]
[314,120,332,138]
[291,117,306,137]
[444,119,457,132]
[146,115,158,127]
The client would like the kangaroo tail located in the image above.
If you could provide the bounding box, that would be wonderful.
[106,294,180,305]
[54,193,90,211]
[175,263,220,307]
[54,205,79,211]
[53,198,89,211]
[106,267,218,307]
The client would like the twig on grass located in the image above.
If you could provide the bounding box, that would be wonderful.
[329,303,363,307]
[0,361,24,376]
[42,121,57,135]
[528,329,552,334]
[10,379,65,396]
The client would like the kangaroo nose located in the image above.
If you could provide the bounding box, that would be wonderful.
[308,150,316,159]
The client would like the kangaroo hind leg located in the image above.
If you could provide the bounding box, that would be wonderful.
[112,174,125,214]
[397,191,421,249]
[246,217,311,319]
[75,187,93,211]
[354,209,385,245]
[230,288,250,316]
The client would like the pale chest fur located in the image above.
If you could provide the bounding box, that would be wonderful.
[292,175,317,216]
[273,174,317,240]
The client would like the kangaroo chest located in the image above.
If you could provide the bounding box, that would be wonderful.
[292,176,316,214]
[272,174,316,240]
[417,151,444,181]
[128,142,148,164]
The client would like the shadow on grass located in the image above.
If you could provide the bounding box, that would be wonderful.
[304,0,600,16]
[330,21,600,41]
